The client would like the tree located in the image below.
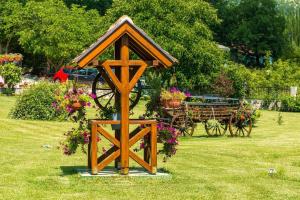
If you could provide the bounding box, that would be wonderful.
[63,0,112,15]
[103,0,224,91]
[214,0,286,66]
[15,0,103,72]
[0,0,22,54]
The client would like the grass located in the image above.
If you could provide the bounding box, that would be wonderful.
[0,96,300,200]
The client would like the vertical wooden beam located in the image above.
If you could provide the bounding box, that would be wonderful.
[91,123,98,175]
[120,34,130,175]
[151,122,157,174]
[114,39,121,170]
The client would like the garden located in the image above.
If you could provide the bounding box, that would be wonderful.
[0,0,300,199]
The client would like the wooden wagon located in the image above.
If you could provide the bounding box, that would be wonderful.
[160,100,253,137]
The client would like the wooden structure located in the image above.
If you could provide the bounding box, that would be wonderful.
[73,16,177,175]
[160,101,252,137]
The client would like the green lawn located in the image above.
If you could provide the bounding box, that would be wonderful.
[0,96,300,200]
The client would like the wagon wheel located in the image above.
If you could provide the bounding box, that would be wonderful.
[229,110,252,137]
[204,120,228,136]
[171,115,195,136]
[92,68,142,110]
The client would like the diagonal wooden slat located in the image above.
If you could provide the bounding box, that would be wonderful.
[102,63,122,91]
[128,63,147,91]
[97,146,118,163]
[98,68,115,91]
[98,149,121,171]
[97,126,120,148]
[129,150,152,173]
[129,127,151,147]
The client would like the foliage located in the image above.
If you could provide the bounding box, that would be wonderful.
[10,81,67,120]
[212,72,235,97]
[214,0,286,65]
[0,0,22,54]
[0,63,22,88]
[104,0,224,91]
[223,59,300,99]
[53,84,95,155]
[280,96,300,112]
[157,122,180,161]
[6,0,103,71]
[144,71,163,117]
[63,0,112,15]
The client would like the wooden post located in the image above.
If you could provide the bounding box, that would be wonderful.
[151,122,157,174]
[91,122,98,175]
[120,35,130,175]
[114,39,121,170]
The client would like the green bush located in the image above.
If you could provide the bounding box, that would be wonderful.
[0,63,22,89]
[10,81,67,120]
[280,96,300,112]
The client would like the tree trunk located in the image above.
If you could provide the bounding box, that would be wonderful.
[5,38,11,54]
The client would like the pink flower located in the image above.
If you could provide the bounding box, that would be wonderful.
[169,87,179,93]
[140,142,145,149]
[89,93,97,99]
[185,91,191,97]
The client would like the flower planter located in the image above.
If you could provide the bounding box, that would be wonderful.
[162,99,182,108]
[72,101,82,111]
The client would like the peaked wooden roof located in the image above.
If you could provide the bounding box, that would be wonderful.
[73,16,178,68]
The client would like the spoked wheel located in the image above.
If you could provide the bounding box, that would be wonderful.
[229,110,252,137]
[171,115,195,136]
[204,120,228,136]
[92,68,142,110]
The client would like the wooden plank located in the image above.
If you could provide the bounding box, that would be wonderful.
[102,60,122,66]
[129,150,152,173]
[98,150,121,171]
[91,123,98,175]
[78,25,127,67]
[97,126,120,148]
[120,35,130,175]
[128,63,147,91]
[125,24,173,67]
[151,123,157,174]
[90,119,157,125]
[129,127,151,147]
[97,146,116,163]
[102,63,123,92]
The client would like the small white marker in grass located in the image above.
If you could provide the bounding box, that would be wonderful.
[268,168,276,176]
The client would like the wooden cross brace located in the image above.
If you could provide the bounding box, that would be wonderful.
[90,120,157,174]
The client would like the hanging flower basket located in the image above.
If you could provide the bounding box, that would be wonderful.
[72,101,82,111]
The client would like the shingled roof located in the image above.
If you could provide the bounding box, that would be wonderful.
[73,16,178,68]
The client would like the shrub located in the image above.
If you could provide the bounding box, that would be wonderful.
[0,63,22,89]
[10,81,67,120]
[280,96,300,112]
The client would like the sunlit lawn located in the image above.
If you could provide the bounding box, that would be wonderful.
[0,96,300,200]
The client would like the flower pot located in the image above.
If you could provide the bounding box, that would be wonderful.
[240,114,245,121]
[72,101,82,110]
[162,99,182,108]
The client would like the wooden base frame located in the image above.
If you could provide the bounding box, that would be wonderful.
[89,119,157,175]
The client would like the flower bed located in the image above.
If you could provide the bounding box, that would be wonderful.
[0,54,23,65]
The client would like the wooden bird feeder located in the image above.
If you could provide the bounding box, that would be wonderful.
[73,16,177,175]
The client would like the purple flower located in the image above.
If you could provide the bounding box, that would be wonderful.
[87,102,91,107]
[51,102,57,108]
[169,87,179,93]
[140,142,145,149]
[89,93,97,99]
[185,91,191,97]
[66,105,73,113]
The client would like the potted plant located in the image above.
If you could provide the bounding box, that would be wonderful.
[160,87,189,108]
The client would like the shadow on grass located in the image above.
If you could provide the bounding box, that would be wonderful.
[60,165,87,176]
